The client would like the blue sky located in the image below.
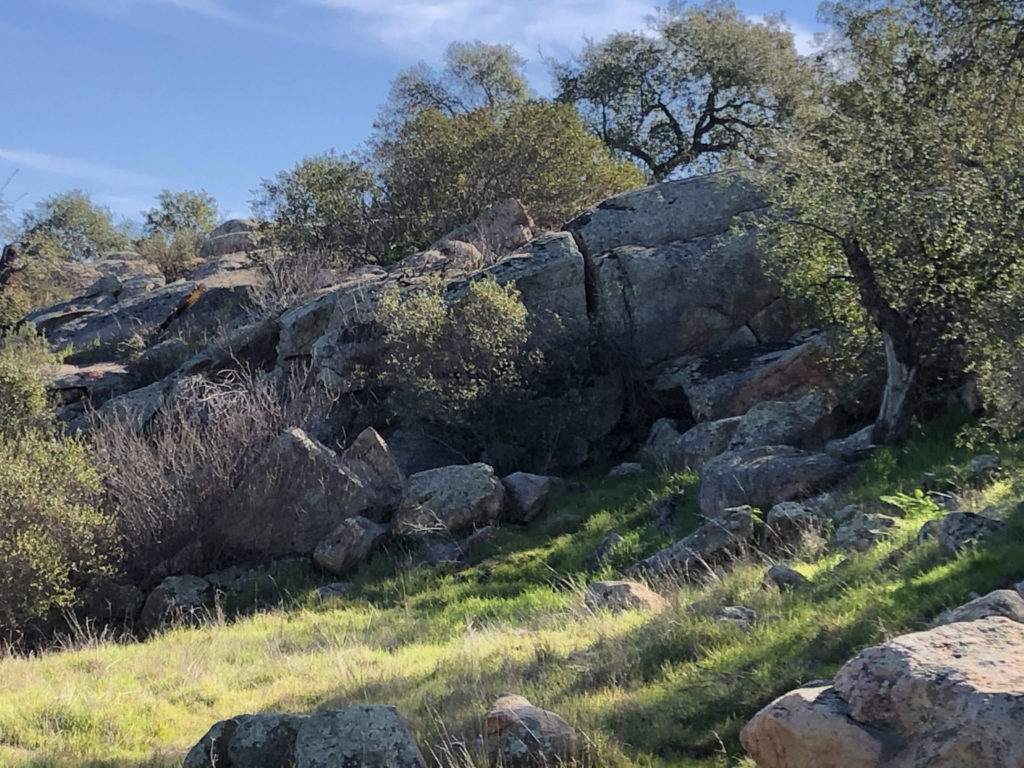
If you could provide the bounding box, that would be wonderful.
[2,0,822,228]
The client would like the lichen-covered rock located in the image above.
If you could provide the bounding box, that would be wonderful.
[626,506,753,579]
[183,717,240,768]
[313,517,388,576]
[139,575,212,633]
[699,445,846,519]
[502,472,556,523]
[830,513,898,553]
[394,463,504,537]
[728,391,836,451]
[584,580,669,613]
[483,694,577,767]
[715,605,761,627]
[763,501,825,547]
[294,706,427,768]
[228,713,306,768]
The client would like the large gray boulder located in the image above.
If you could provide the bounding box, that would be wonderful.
[221,428,373,555]
[937,510,1006,557]
[340,427,405,517]
[227,713,305,768]
[394,463,505,537]
[698,446,846,519]
[626,506,754,579]
[727,391,836,451]
[742,617,1024,768]
[294,706,427,768]
[642,416,742,473]
[502,472,556,523]
[934,589,1024,626]
[199,218,258,260]
[483,694,577,767]
[139,574,212,633]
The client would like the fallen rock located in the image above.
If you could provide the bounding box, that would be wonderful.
[698,446,846,519]
[222,428,373,555]
[830,513,898,553]
[764,564,808,591]
[584,580,669,613]
[937,511,1005,557]
[934,589,1024,626]
[626,506,754,579]
[139,574,212,632]
[313,517,388,576]
[763,501,825,548]
[741,685,890,768]
[502,472,556,523]
[728,391,836,451]
[394,463,505,537]
[483,694,577,767]
[341,427,405,517]
[294,706,427,768]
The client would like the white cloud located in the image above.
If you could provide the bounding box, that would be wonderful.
[0,148,165,190]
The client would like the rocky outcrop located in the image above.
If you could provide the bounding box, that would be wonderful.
[483,694,577,767]
[830,513,898,553]
[742,617,1024,768]
[394,463,505,537]
[501,472,556,523]
[341,427,405,517]
[199,219,258,260]
[698,446,846,519]
[934,589,1024,626]
[762,502,825,548]
[626,506,754,579]
[584,580,669,613]
[937,510,1006,557]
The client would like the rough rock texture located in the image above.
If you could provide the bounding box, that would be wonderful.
[763,502,825,547]
[139,575,212,632]
[227,713,306,768]
[313,517,388,576]
[651,334,827,421]
[728,391,836,451]
[609,462,644,477]
[222,428,373,555]
[199,218,257,259]
[130,338,190,386]
[431,197,534,262]
[699,446,846,519]
[183,717,241,768]
[586,532,626,569]
[584,580,669,613]
[830,513,898,553]
[715,605,761,627]
[502,472,556,524]
[340,427,405,517]
[294,706,427,768]
[483,694,577,767]
[745,617,1024,768]
[740,685,891,768]
[48,363,131,409]
[937,511,1006,557]
[645,417,743,472]
[394,463,505,537]
[626,506,753,578]
[825,426,876,460]
[934,589,1024,626]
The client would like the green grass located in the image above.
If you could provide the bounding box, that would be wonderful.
[2,416,1024,767]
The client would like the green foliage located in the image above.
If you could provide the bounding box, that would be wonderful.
[378,277,537,437]
[136,189,219,280]
[555,0,810,181]
[384,40,531,123]
[0,431,116,636]
[0,328,61,437]
[373,100,644,247]
[755,0,1024,440]
[250,150,377,262]
[17,190,128,263]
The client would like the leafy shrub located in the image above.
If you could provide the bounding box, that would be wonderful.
[0,327,60,436]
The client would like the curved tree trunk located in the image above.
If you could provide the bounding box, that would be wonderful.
[843,239,919,445]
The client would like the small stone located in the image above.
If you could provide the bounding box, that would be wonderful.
[584,580,669,613]
[714,605,761,627]
[316,582,354,600]
[765,564,808,591]
[483,694,577,767]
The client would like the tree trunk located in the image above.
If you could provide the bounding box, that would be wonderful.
[843,239,919,445]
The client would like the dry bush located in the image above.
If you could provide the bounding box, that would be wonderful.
[246,244,344,316]
[91,368,332,580]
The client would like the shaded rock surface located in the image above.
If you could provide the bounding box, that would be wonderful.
[312,517,388,576]
[483,694,577,767]
[394,463,505,537]
[502,472,556,524]
[934,589,1024,626]
[937,510,1006,557]
[139,574,212,632]
[626,506,753,578]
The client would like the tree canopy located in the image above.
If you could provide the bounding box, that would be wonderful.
[17,190,128,263]
[555,0,810,181]
[756,0,1024,442]
[137,189,219,279]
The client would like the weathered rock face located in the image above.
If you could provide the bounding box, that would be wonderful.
[743,617,1024,768]
[934,589,1024,626]
[431,197,534,262]
[763,502,825,548]
[502,472,556,523]
[222,428,373,555]
[626,506,754,578]
[139,574,212,633]
[643,416,743,473]
[728,391,836,452]
[394,463,505,537]
[937,510,1006,557]
[584,580,669,613]
[227,713,305,768]
[183,717,240,768]
[698,446,846,519]
[199,218,258,260]
[312,517,388,576]
[294,706,427,768]
[340,427,405,517]
[830,513,898,553]
[483,694,577,767]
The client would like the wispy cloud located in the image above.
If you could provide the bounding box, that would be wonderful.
[0,148,165,190]
[71,0,277,33]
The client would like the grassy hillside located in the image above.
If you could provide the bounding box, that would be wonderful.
[3,414,1024,768]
